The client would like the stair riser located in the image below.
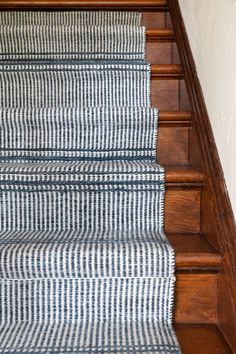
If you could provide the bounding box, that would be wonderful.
[147,43,180,65]
[0,274,218,324]
[0,278,174,323]
[0,189,200,233]
[152,79,190,111]
[0,188,164,232]
[158,126,189,166]
[165,190,201,234]
[174,274,217,324]
[142,12,172,29]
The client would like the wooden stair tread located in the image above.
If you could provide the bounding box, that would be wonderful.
[0,0,168,9]
[159,110,191,122]
[146,28,174,42]
[168,233,221,270]
[151,64,183,78]
[165,167,204,185]
[175,324,233,354]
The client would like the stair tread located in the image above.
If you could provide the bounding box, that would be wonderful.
[0,322,179,353]
[0,0,168,9]
[146,28,174,42]
[152,64,183,78]
[175,324,233,354]
[168,233,221,269]
[165,167,204,184]
[159,110,192,122]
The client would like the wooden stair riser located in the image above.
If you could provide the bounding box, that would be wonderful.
[147,42,180,64]
[142,11,172,28]
[165,189,201,233]
[152,79,190,111]
[174,273,218,324]
[158,125,189,166]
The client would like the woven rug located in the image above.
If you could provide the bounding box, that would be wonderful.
[0,11,181,354]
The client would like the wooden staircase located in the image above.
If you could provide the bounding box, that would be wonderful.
[0,0,235,353]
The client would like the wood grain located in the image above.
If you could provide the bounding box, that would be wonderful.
[152,80,179,109]
[165,190,201,233]
[142,12,166,28]
[169,233,221,270]
[158,126,189,166]
[151,64,182,78]
[147,42,172,64]
[174,273,218,323]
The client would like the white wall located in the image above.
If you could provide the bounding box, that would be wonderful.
[179,0,236,217]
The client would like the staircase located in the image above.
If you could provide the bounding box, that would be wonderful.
[0,1,235,353]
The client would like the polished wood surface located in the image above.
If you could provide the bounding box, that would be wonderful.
[165,168,203,184]
[175,273,217,323]
[151,79,188,110]
[176,325,233,354]
[158,126,189,165]
[165,190,201,233]
[151,64,182,78]
[146,28,174,41]
[0,0,168,10]
[159,110,191,124]
[169,233,221,270]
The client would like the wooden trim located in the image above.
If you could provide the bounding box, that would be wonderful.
[146,29,174,42]
[167,0,236,350]
[0,0,168,10]
[159,111,191,127]
[151,64,182,78]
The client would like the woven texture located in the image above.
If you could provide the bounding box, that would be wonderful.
[0,61,150,108]
[0,11,181,354]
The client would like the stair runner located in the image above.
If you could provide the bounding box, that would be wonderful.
[0,11,181,354]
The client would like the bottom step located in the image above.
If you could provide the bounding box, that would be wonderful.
[175,324,232,354]
[0,322,180,353]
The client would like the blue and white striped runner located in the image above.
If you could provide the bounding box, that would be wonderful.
[0,10,181,354]
[0,61,150,108]
[0,107,157,160]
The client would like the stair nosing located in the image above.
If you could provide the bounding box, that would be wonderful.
[168,233,222,270]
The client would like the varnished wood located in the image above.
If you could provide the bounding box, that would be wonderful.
[174,273,217,323]
[151,64,182,78]
[168,0,236,350]
[147,42,176,64]
[142,12,166,28]
[165,190,201,233]
[165,168,203,184]
[147,42,180,65]
[146,30,176,65]
[146,28,174,42]
[0,0,168,10]
[158,126,189,166]
[151,80,189,111]
[175,325,233,354]
[152,79,179,109]
[159,110,191,123]
[169,233,221,270]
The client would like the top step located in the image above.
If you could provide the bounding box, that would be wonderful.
[0,0,168,10]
